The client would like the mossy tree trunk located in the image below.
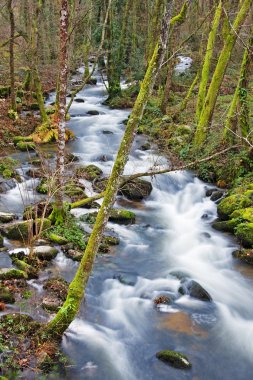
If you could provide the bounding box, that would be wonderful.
[223,28,253,142]
[44,0,175,339]
[193,0,252,148]
[195,0,222,123]
[7,0,16,113]
[50,0,69,225]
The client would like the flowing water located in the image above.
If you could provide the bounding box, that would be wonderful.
[1,68,253,380]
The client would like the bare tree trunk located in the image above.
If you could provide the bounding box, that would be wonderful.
[50,0,69,225]
[8,0,16,112]
[44,0,175,339]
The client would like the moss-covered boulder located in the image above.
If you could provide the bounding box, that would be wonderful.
[233,249,253,265]
[76,164,103,181]
[103,236,120,246]
[156,350,192,369]
[34,245,58,260]
[64,183,86,201]
[231,208,253,223]
[109,209,136,224]
[0,268,27,280]
[65,249,83,261]
[212,219,238,233]
[217,194,252,220]
[11,257,38,279]
[119,179,153,201]
[0,212,17,223]
[1,220,33,240]
[16,141,36,151]
[0,286,15,303]
[235,223,253,248]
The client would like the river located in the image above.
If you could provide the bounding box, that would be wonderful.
[1,66,253,380]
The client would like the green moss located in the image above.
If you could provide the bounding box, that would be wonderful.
[0,269,27,280]
[235,223,253,248]
[0,157,18,177]
[75,164,103,181]
[103,236,120,245]
[0,286,15,303]
[109,209,136,224]
[156,350,192,369]
[212,219,238,232]
[217,194,252,220]
[231,208,253,223]
[4,220,33,240]
[13,135,33,145]
[0,85,10,98]
[48,233,69,245]
[36,179,49,194]
[16,141,36,151]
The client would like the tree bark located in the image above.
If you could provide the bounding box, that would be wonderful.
[50,0,69,225]
[193,0,252,148]
[8,0,16,112]
[44,0,175,339]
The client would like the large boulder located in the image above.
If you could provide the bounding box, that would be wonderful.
[119,179,153,201]
[0,268,27,280]
[156,350,192,369]
[1,220,33,240]
[94,178,153,201]
[179,280,212,302]
[109,209,136,224]
[34,245,58,261]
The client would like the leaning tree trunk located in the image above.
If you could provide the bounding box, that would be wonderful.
[44,0,175,339]
[50,0,69,225]
[195,0,222,123]
[8,0,16,113]
[193,0,252,148]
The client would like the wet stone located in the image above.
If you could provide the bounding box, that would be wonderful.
[156,350,192,370]
[0,212,17,223]
[179,280,212,302]
[34,246,58,261]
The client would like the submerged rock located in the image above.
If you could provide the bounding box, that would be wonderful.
[233,249,253,265]
[74,98,85,103]
[179,280,212,302]
[113,272,137,286]
[87,110,99,115]
[156,350,192,369]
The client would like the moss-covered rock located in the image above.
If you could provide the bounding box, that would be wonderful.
[42,295,62,312]
[76,164,103,181]
[2,220,33,240]
[156,350,192,369]
[65,249,83,261]
[0,268,27,280]
[235,223,253,248]
[34,245,58,260]
[109,209,136,224]
[217,194,252,220]
[11,257,38,279]
[13,136,33,145]
[103,236,120,246]
[0,212,17,223]
[119,179,153,201]
[16,141,36,151]
[233,249,253,265]
[212,219,238,232]
[0,286,15,303]
[43,277,68,301]
[48,233,69,245]
[231,208,253,223]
